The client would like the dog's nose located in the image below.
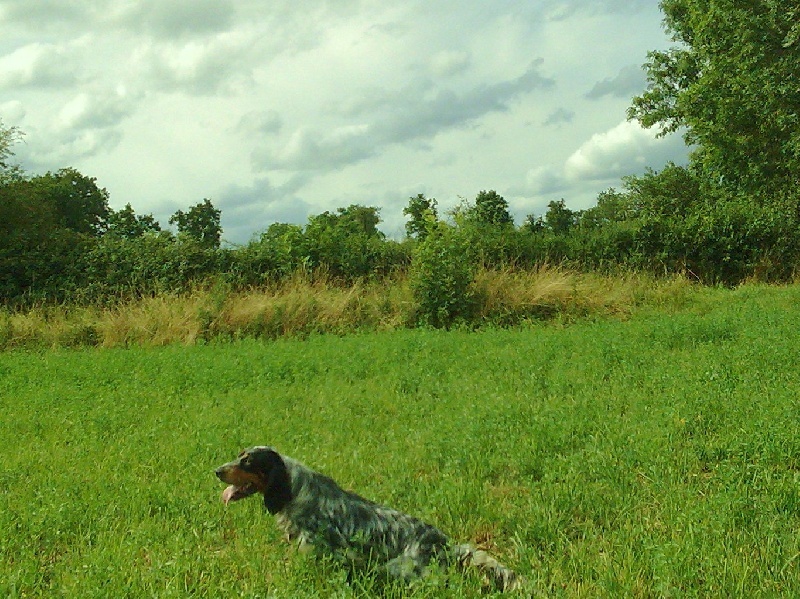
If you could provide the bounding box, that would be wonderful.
[215,467,225,479]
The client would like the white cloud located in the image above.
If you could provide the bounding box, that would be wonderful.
[0,43,77,89]
[56,89,135,131]
[515,119,689,220]
[0,100,26,123]
[564,120,673,181]
[132,32,256,95]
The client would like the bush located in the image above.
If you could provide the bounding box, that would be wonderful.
[409,220,476,328]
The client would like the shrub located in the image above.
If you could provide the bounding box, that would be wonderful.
[409,220,476,328]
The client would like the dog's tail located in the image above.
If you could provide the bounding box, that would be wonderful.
[451,544,523,592]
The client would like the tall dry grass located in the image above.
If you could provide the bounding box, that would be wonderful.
[0,267,699,349]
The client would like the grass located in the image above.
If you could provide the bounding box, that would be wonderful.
[2,283,800,596]
[0,267,698,349]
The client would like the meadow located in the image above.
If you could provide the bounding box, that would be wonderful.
[2,283,800,597]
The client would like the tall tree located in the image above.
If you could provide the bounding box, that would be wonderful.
[629,0,800,198]
[169,198,222,248]
[472,190,513,227]
[403,193,438,240]
[543,199,576,234]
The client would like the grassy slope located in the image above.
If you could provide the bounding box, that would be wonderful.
[1,284,800,597]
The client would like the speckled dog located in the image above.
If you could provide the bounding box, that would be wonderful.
[215,446,521,592]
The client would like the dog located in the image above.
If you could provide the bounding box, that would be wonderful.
[215,446,522,592]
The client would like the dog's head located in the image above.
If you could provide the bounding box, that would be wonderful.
[215,446,292,514]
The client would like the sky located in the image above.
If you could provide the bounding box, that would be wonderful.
[0,0,689,244]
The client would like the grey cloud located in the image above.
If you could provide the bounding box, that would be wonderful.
[235,110,283,137]
[543,107,575,127]
[112,0,236,39]
[545,0,652,20]
[219,176,313,243]
[512,165,568,197]
[585,64,647,100]
[0,0,90,28]
[18,88,138,168]
[261,60,555,172]
[22,126,123,169]
[429,50,471,78]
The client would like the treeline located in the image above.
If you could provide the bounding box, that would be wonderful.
[0,160,798,311]
[2,0,799,322]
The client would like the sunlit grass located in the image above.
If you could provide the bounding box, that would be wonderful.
[0,267,701,349]
[2,284,800,596]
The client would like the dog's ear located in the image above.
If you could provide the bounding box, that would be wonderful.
[262,451,292,514]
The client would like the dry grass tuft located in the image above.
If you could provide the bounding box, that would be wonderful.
[0,268,699,349]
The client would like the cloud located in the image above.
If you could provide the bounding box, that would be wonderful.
[564,120,681,181]
[543,107,575,127]
[2,2,677,244]
[545,0,653,21]
[219,176,313,242]
[56,89,137,131]
[21,87,138,166]
[521,165,569,196]
[0,0,90,28]
[0,100,26,124]
[111,0,236,39]
[234,110,283,137]
[132,33,255,95]
[429,50,471,77]
[585,64,647,100]
[0,43,78,89]
[519,120,689,200]
[258,59,555,172]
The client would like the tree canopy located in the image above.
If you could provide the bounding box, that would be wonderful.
[169,199,222,248]
[629,0,800,198]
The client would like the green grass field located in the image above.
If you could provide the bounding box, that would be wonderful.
[2,284,800,597]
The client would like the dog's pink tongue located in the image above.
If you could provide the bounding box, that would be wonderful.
[221,485,237,505]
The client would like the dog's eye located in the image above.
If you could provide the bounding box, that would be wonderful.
[241,455,251,465]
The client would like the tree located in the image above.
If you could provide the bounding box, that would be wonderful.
[543,199,576,234]
[472,190,513,227]
[0,170,105,303]
[27,168,110,237]
[629,0,800,198]
[0,119,23,176]
[335,204,383,237]
[579,189,631,229]
[169,198,222,248]
[107,203,161,239]
[303,205,386,279]
[403,194,438,240]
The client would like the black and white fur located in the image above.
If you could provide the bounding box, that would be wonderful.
[215,446,522,592]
